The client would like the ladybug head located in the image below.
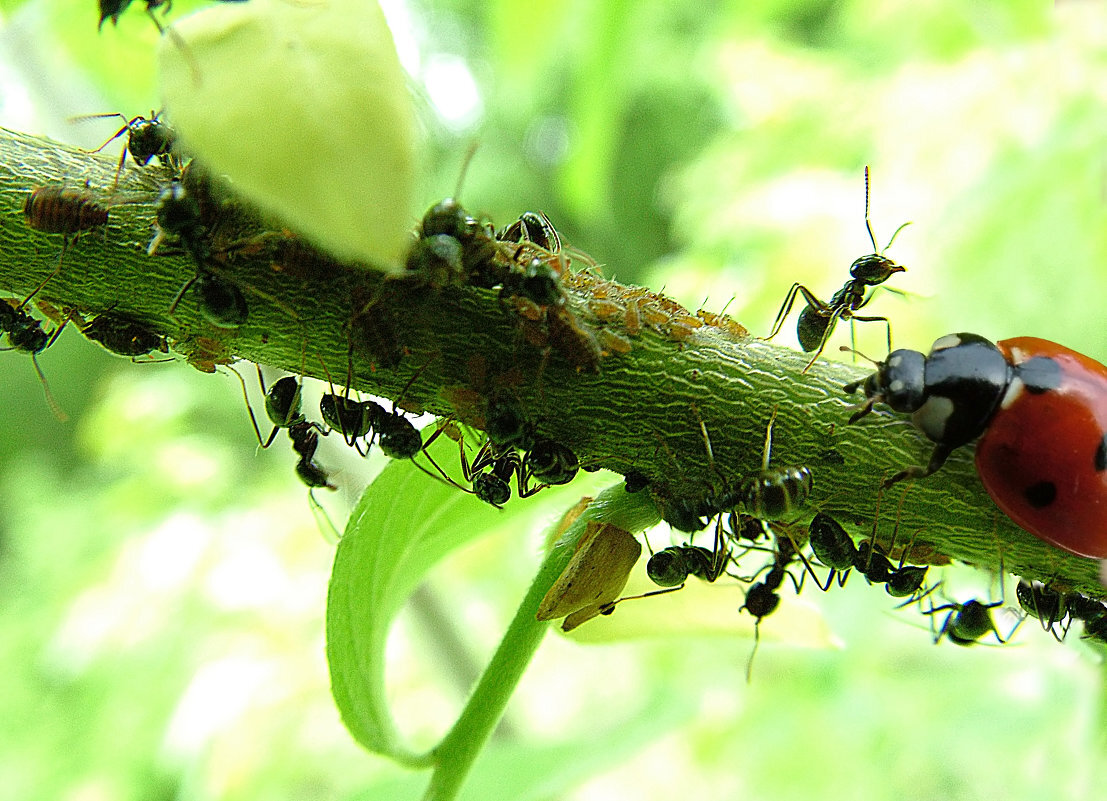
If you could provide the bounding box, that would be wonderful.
[843,348,927,423]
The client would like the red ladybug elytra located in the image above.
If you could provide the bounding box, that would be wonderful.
[845,333,1107,559]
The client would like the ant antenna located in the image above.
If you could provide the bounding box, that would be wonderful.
[454,141,480,199]
[863,165,912,255]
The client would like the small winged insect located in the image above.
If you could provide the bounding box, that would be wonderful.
[537,521,642,632]
[765,167,909,372]
[75,110,179,188]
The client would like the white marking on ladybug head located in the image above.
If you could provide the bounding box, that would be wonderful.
[1000,375,1025,410]
[912,395,955,442]
[932,334,962,353]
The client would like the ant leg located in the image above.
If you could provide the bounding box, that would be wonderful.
[167,274,198,319]
[228,364,267,446]
[849,313,894,355]
[765,282,806,341]
[30,353,67,422]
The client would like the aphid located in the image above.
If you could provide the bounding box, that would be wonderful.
[546,303,602,373]
[81,310,169,358]
[24,185,109,236]
[270,234,347,281]
[483,393,534,450]
[925,598,1018,647]
[537,521,642,632]
[765,167,909,372]
[76,110,179,188]
[845,333,1107,558]
[597,329,632,355]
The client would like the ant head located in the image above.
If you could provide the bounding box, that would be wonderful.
[849,252,905,283]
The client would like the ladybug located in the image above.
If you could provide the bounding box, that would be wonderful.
[845,332,1107,559]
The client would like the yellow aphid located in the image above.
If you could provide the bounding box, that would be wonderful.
[159,0,415,269]
[537,521,641,632]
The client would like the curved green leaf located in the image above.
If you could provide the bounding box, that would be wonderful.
[326,447,505,763]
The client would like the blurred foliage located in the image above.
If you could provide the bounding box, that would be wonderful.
[1,0,1106,800]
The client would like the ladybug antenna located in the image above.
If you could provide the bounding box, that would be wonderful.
[838,344,881,367]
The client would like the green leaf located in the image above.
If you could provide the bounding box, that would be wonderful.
[326,446,505,763]
[325,435,619,764]
[158,0,415,269]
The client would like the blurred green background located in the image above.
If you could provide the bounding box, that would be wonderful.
[1,0,1106,799]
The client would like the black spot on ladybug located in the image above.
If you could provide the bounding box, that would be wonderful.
[1023,480,1057,509]
[1018,356,1062,394]
[1096,434,1107,472]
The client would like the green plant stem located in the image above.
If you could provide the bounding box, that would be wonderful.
[2,127,1104,597]
[422,488,661,801]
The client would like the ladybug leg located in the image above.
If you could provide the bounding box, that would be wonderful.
[883,443,955,488]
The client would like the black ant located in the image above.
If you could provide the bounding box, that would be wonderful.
[0,298,67,419]
[407,146,510,290]
[451,440,542,508]
[924,597,1020,647]
[668,410,812,533]
[597,515,733,619]
[239,369,335,490]
[765,166,909,372]
[1016,580,1071,642]
[153,180,249,328]
[1069,594,1107,644]
[524,437,580,486]
[75,110,179,188]
[741,534,803,682]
